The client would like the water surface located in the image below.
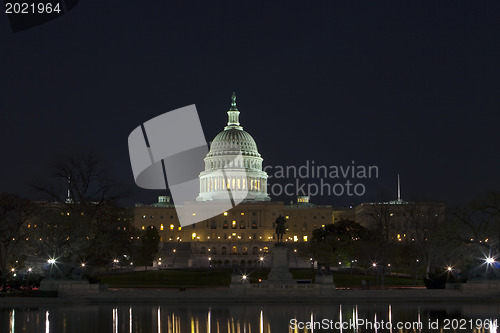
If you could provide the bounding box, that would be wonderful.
[1,302,498,332]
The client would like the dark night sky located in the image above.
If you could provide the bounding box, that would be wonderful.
[1,1,499,207]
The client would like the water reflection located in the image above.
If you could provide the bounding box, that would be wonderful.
[0,302,498,333]
[45,310,49,333]
[9,309,14,333]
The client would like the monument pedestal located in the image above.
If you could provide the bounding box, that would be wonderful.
[265,244,296,285]
[39,278,102,295]
[315,274,336,295]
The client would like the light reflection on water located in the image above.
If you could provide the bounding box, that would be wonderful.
[0,302,498,333]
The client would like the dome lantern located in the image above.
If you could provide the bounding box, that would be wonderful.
[225,92,242,130]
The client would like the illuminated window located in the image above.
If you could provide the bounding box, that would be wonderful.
[240,212,244,215]
[294,236,298,242]
[170,224,174,230]
[223,212,228,216]
[192,233,196,239]
[160,224,164,231]
[303,236,308,242]
[178,227,182,231]
[141,226,145,230]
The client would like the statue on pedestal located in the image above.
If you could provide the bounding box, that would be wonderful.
[274,215,286,244]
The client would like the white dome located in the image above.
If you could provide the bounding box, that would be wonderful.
[197,93,270,202]
[208,129,261,158]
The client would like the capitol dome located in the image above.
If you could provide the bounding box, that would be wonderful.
[197,93,270,202]
[208,129,261,158]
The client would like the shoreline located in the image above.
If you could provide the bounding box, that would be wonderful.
[1,288,499,306]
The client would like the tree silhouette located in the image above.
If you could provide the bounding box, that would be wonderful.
[140,226,160,271]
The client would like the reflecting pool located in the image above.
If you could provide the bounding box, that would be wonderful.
[0,302,498,332]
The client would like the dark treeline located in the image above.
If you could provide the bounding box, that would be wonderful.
[0,153,159,289]
[308,193,500,285]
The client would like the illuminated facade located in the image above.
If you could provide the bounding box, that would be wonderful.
[133,94,332,267]
[135,196,331,243]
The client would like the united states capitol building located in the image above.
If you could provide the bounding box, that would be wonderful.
[134,94,443,268]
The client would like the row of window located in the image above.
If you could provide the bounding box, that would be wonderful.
[198,246,269,255]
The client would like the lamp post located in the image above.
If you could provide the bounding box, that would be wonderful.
[485,256,495,279]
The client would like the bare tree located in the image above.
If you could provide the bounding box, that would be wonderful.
[360,203,394,286]
[402,202,446,276]
[0,193,37,288]
[31,152,130,275]
[472,191,500,253]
